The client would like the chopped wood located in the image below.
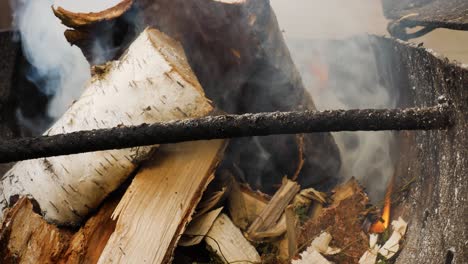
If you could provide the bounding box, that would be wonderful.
[227,176,269,230]
[60,196,118,264]
[292,248,331,264]
[0,198,71,263]
[298,178,370,264]
[97,140,226,264]
[292,232,342,264]
[359,217,407,263]
[294,188,328,206]
[378,217,407,259]
[310,232,341,255]
[247,178,300,240]
[359,234,380,264]
[285,205,298,260]
[0,194,119,263]
[205,213,261,264]
[0,28,213,225]
[253,214,287,239]
[180,207,224,247]
[193,186,226,218]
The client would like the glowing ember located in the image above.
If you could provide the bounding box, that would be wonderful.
[370,179,393,233]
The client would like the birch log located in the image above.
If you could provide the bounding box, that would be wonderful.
[0,28,213,225]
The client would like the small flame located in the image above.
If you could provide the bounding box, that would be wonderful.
[309,55,329,90]
[370,179,393,233]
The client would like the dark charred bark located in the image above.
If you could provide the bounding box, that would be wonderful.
[0,106,452,164]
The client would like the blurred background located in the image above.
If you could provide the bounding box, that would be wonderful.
[1,0,466,62]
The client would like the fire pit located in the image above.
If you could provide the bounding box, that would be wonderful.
[0,1,466,263]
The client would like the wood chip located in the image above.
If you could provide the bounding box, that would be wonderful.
[378,217,408,259]
[179,207,223,247]
[286,204,298,260]
[359,234,380,264]
[206,214,261,264]
[227,177,269,230]
[247,178,300,240]
[194,187,226,218]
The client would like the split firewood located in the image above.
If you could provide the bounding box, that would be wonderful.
[254,214,287,239]
[227,174,270,230]
[0,194,119,263]
[247,178,300,240]
[193,187,227,218]
[53,0,342,192]
[285,204,298,260]
[179,207,224,247]
[0,198,71,263]
[205,213,261,264]
[292,232,341,264]
[98,140,226,264]
[0,28,213,226]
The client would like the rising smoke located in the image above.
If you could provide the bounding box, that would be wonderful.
[11,0,90,124]
[10,0,122,131]
[271,0,397,201]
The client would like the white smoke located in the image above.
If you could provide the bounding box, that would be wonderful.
[11,0,90,121]
[271,0,397,201]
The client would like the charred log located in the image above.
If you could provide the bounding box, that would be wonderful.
[0,105,453,164]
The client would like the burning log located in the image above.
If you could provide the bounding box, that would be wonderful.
[0,28,214,225]
[0,105,453,164]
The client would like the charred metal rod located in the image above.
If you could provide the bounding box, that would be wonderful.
[0,105,453,163]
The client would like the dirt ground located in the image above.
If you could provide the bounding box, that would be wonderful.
[0,0,467,62]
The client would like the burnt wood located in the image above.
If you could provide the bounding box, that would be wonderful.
[0,106,452,164]
[368,36,468,264]
[383,0,468,39]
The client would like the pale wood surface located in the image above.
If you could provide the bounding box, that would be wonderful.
[205,213,261,264]
[98,140,226,264]
[247,178,300,240]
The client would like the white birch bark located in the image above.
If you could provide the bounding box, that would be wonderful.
[0,28,212,225]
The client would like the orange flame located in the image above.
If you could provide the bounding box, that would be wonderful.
[370,179,393,233]
[309,54,329,90]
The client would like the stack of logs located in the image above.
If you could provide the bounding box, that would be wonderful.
[0,1,407,263]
